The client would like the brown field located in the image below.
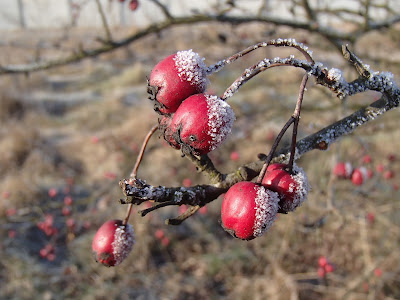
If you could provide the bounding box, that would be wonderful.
[1,22,400,300]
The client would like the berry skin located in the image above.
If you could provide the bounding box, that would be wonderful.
[92,219,135,267]
[148,49,208,115]
[129,0,139,11]
[221,181,279,240]
[261,163,310,213]
[168,93,235,155]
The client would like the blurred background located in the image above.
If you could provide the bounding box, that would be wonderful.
[0,0,400,299]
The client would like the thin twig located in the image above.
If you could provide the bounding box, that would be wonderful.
[95,0,113,42]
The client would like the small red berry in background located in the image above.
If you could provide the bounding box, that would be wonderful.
[167,93,235,155]
[148,50,208,114]
[333,161,352,179]
[318,256,328,268]
[91,136,99,144]
[362,154,372,164]
[351,167,368,186]
[198,206,208,215]
[376,164,384,173]
[129,0,139,11]
[221,181,279,240]
[383,170,394,179]
[261,163,310,213]
[64,196,73,206]
[387,153,396,162]
[48,188,57,198]
[230,151,240,161]
[317,267,326,278]
[374,268,383,278]
[325,263,334,273]
[154,229,165,240]
[161,237,170,247]
[62,206,72,216]
[182,178,192,187]
[8,229,17,239]
[2,191,10,199]
[366,212,375,224]
[6,208,17,217]
[92,219,135,267]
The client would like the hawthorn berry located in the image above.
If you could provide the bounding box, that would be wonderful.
[351,167,368,186]
[168,93,235,155]
[333,161,352,179]
[261,163,310,213]
[92,219,135,267]
[148,49,208,114]
[129,0,139,11]
[221,181,279,240]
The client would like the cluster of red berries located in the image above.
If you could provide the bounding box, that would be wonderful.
[317,256,335,278]
[39,243,56,262]
[148,49,235,155]
[221,163,310,240]
[333,154,396,187]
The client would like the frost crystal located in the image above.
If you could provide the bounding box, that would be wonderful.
[205,95,235,151]
[253,186,279,237]
[174,49,208,90]
[284,163,311,212]
[112,223,135,266]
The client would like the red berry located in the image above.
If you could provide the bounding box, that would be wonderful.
[376,164,384,173]
[383,170,394,179]
[318,256,328,268]
[168,94,235,155]
[317,267,326,278]
[221,181,279,240]
[230,151,240,161]
[261,163,310,213]
[128,0,138,11]
[48,188,57,198]
[362,155,372,164]
[182,178,192,187]
[62,206,72,216]
[154,229,165,240]
[148,50,208,114]
[374,268,382,277]
[351,167,367,186]
[92,219,135,267]
[64,196,73,206]
[325,263,334,273]
[333,162,352,179]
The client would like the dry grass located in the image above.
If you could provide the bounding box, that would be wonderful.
[0,23,400,300]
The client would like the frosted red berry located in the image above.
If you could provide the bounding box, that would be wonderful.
[261,163,310,213]
[148,49,208,114]
[333,161,352,179]
[168,93,235,155]
[351,167,367,186]
[92,219,135,267]
[221,181,279,240]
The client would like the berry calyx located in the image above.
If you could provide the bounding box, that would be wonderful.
[148,50,208,114]
[168,93,235,155]
[261,163,310,213]
[158,115,180,150]
[221,181,279,240]
[92,219,135,267]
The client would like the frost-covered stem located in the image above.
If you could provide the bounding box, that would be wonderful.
[288,73,309,173]
[123,124,158,226]
[207,38,314,75]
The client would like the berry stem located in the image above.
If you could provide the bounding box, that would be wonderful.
[123,124,158,226]
[288,73,309,173]
[257,73,308,182]
[206,38,314,75]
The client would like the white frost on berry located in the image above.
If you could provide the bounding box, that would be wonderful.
[253,185,279,238]
[112,223,135,266]
[205,95,235,151]
[174,49,208,90]
[284,164,311,212]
